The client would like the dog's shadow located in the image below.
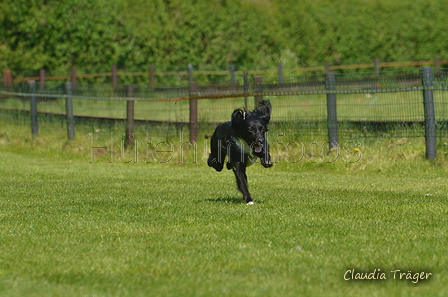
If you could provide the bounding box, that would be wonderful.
[205,196,245,204]
[205,196,264,204]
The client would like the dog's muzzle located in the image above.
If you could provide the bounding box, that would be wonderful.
[253,139,264,153]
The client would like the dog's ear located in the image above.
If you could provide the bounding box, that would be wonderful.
[231,108,247,128]
[253,100,272,124]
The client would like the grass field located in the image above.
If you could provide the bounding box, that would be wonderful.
[1,119,448,296]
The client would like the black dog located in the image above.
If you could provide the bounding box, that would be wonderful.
[207,100,273,204]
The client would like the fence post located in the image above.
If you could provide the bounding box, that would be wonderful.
[65,82,75,140]
[39,68,45,92]
[71,67,77,91]
[278,63,283,84]
[229,64,236,85]
[243,72,249,109]
[326,72,338,150]
[28,80,38,138]
[325,61,331,74]
[126,84,135,147]
[149,65,155,88]
[112,65,118,91]
[253,76,263,106]
[189,82,198,143]
[434,54,440,75]
[4,69,12,92]
[188,64,194,84]
[374,57,381,76]
[422,66,436,159]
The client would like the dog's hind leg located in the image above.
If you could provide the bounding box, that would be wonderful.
[232,163,254,204]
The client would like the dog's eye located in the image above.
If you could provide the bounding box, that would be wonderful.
[248,128,253,132]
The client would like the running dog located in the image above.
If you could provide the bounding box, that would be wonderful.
[207,100,273,204]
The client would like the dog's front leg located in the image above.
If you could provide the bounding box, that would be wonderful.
[208,135,227,172]
[255,147,273,168]
[254,139,273,168]
[232,162,254,205]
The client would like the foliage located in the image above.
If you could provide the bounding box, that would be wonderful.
[0,0,447,78]
[274,0,448,66]
[0,0,130,75]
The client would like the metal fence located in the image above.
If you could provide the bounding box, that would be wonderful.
[1,67,447,158]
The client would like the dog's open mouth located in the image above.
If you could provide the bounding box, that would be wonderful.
[253,145,263,153]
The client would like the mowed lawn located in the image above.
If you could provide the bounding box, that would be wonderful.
[0,148,447,296]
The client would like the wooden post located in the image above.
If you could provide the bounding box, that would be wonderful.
[229,64,236,85]
[253,76,263,106]
[39,68,45,92]
[374,57,381,76]
[189,82,198,143]
[71,66,77,91]
[112,65,118,91]
[278,63,283,84]
[28,80,38,138]
[434,54,440,75]
[243,72,249,109]
[325,61,331,74]
[4,69,12,92]
[126,84,135,147]
[149,65,155,88]
[65,82,75,140]
[188,64,194,84]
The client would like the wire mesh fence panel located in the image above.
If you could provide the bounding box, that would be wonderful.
[267,94,328,139]
[197,97,248,124]
[334,71,423,138]
[259,74,327,96]
[337,91,425,138]
[434,91,448,139]
[3,67,448,144]
[433,69,448,139]
[133,100,189,123]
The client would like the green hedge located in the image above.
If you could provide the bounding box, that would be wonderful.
[1,0,447,77]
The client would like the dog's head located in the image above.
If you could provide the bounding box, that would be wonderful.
[231,100,272,153]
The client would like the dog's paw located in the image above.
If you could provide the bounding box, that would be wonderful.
[246,201,254,205]
[262,162,274,168]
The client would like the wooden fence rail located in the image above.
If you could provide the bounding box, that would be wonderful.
[3,56,447,89]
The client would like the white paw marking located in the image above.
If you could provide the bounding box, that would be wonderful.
[247,201,254,205]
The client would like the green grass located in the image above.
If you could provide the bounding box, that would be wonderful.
[1,120,448,296]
